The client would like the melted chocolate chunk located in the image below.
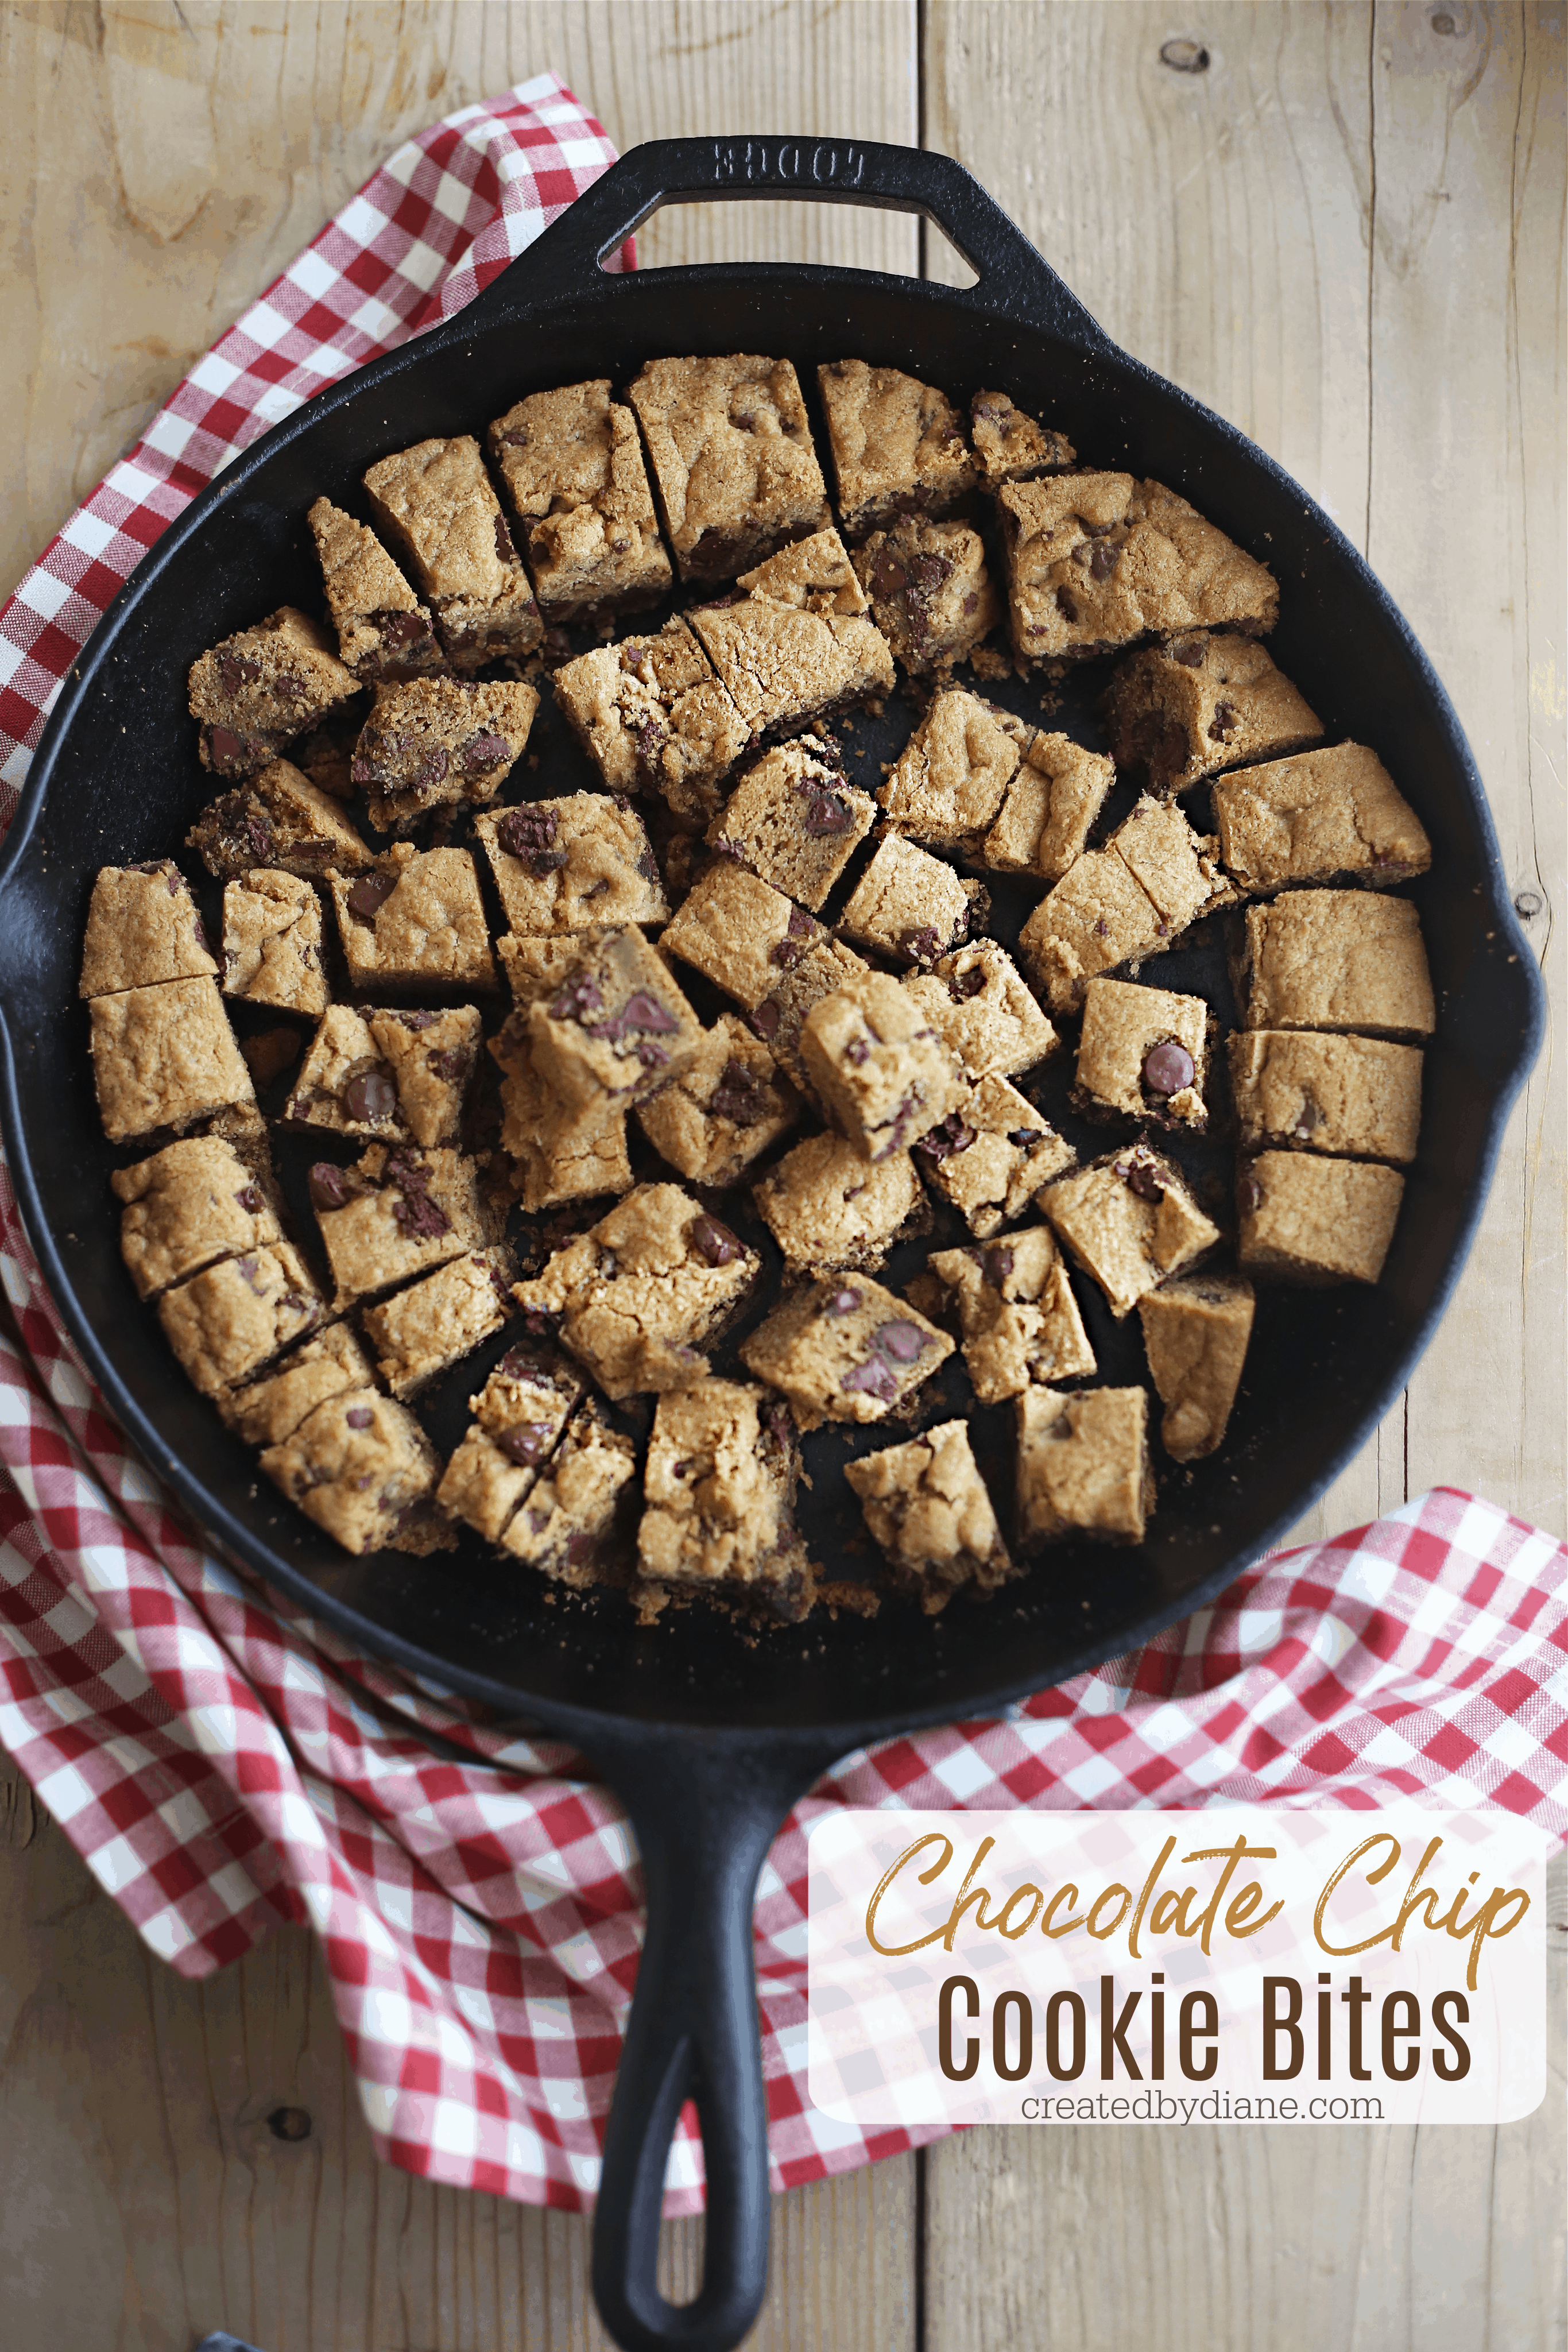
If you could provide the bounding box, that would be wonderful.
[308,1162,353,1211]
[840,1356,897,1403]
[803,791,851,837]
[548,975,605,1023]
[1120,1154,1167,1204]
[347,873,396,920]
[871,1320,927,1364]
[982,1243,1013,1291]
[951,965,988,1001]
[826,1287,862,1316]
[498,1423,552,1466]
[690,1213,743,1267]
[710,1061,770,1127]
[916,1111,977,1160]
[1143,1042,1196,1097]
[343,1068,397,1124]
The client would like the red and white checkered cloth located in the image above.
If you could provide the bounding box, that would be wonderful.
[2,80,1566,2216]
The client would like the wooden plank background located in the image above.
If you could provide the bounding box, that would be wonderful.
[0,2,1562,2345]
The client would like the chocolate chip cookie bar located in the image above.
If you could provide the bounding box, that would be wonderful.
[307,497,443,682]
[1137,1273,1255,1461]
[474,792,668,935]
[497,1401,637,1585]
[634,1013,797,1189]
[1211,742,1432,892]
[740,1274,953,1430]
[220,871,328,1014]
[1018,794,1233,1014]
[489,1010,632,1213]
[351,677,538,831]
[627,354,829,585]
[1074,976,1211,1129]
[309,1144,488,1305]
[658,861,825,1010]
[753,1129,923,1271]
[901,942,1058,1081]
[914,1074,1075,1237]
[706,738,876,910]
[436,1349,587,1545]
[635,1382,814,1622]
[1016,1385,1154,1549]
[686,529,896,741]
[112,1131,284,1300]
[1040,1144,1220,1318]
[157,1241,324,1398]
[878,688,1028,853]
[967,390,1075,486]
[1103,633,1323,794]
[361,435,543,670]
[90,977,255,1142]
[815,361,974,537]
[552,618,750,830]
[327,846,496,994]
[187,759,375,880]
[79,862,217,998]
[284,1005,481,1146]
[845,1421,1015,1615]
[258,1387,444,1556]
[1233,890,1435,1039]
[513,1183,758,1399]
[188,608,360,780]
[525,925,702,1116]
[749,935,872,1100]
[926,1228,1096,1404]
[1229,1030,1423,1163]
[361,1248,516,1398]
[982,730,1114,880]
[800,969,966,1160]
[217,1321,377,1449]
[1238,1152,1405,1285]
[838,834,984,968]
[487,378,672,620]
[853,517,999,672]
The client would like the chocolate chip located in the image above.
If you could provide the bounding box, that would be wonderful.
[768,937,805,969]
[392,1186,451,1240]
[209,726,246,769]
[840,1356,898,1403]
[620,990,677,1034]
[761,1402,793,1449]
[690,1213,742,1266]
[952,965,987,1000]
[826,1286,862,1316]
[915,1112,977,1160]
[786,905,817,939]
[549,976,605,1023]
[750,1000,781,1041]
[462,730,513,773]
[871,552,908,598]
[636,1040,669,1069]
[501,424,529,447]
[1209,702,1240,742]
[1089,541,1120,583]
[1056,586,1080,624]
[1143,1042,1195,1097]
[216,651,261,694]
[903,926,941,962]
[339,1406,374,1433]
[428,1047,471,1082]
[1006,1128,1044,1150]
[235,1254,263,1291]
[347,873,396,920]
[636,851,661,883]
[233,1185,262,1214]
[710,1061,769,1126]
[803,791,851,837]
[872,1320,928,1364]
[494,515,519,566]
[1294,1096,1325,1136]
[344,1069,397,1123]
[1123,1156,1166,1204]
[498,1423,552,1465]
[1171,637,1206,667]
[565,1532,593,1566]
[844,1037,871,1067]
[371,609,430,651]
[982,1244,1013,1291]
[1240,1173,1265,1212]
[308,1162,351,1210]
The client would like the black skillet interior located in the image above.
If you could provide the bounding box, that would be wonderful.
[0,139,1546,2352]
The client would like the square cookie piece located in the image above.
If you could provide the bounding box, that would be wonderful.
[627,353,829,584]
[489,1011,632,1213]
[488,378,671,621]
[308,1145,487,1305]
[221,871,327,1014]
[187,759,374,881]
[902,943,1058,1081]
[1074,977,1210,1129]
[218,1322,375,1449]
[436,1349,586,1545]
[475,792,668,935]
[1212,742,1432,892]
[838,834,982,968]
[1104,633,1324,794]
[800,969,966,1160]
[307,496,442,681]
[90,977,254,1142]
[982,731,1114,881]
[748,935,872,1101]
[816,361,974,537]
[1040,1144,1219,1318]
[636,1013,797,1189]
[328,846,496,993]
[188,606,359,777]
[740,1274,953,1431]
[914,1073,1075,1239]
[1234,890,1435,1039]
[1017,794,1232,1014]
[112,1132,282,1300]
[659,861,824,1011]
[361,1248,515,1398]
[879,688,1026,852]
[498,1402,637,1586]
[157,1242,324,1397]
[969,390,1075,486]
[514,1183,758,1399]
[285,1005,480,1147]
[361,434,542,670]
[526,925,702,1115]
[1016,1386,1154,1550]
[853,517,999,672]
[927,1227,1095,1405]
[552,619,750,831]
[351,677,538,831]
[1238,1152,1404,1285]
[687,529,896,740]
[79,862,218,998]
[753,1130,923,1272]
[707,738,876,911]
[260,1388,442,1556]
[636,1382,813,1620]
[999,474,1277,663]
[846,1421,1015,1615]
[1138,1273,1255,1462]
[1229,1030,1422,1163]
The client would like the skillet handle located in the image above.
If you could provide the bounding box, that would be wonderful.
[474,134,1114,354]
[587,1733,824,2352]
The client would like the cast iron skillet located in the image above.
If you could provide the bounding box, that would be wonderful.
[0,139,1544,2351]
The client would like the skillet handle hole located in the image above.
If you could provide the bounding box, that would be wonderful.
[620,194,979,287]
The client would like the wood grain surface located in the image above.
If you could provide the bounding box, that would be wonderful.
[0,2,1562,2346]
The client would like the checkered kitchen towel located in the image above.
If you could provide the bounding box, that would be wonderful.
[2,79,1567,2215]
